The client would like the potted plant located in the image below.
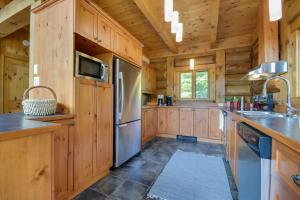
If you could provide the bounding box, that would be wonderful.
[233,96,239,110]
[224,97,233,110]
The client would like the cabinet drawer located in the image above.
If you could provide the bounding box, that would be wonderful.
[271,140,300,199]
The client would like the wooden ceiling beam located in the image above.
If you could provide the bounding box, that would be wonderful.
[0,0,35,38]
[210,0,221,46]
[147,34,253,59]
[133,0,178,53]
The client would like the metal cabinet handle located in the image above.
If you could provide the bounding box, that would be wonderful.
[291,175,300,187]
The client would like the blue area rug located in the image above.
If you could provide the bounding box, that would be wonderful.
[147,150,232,200]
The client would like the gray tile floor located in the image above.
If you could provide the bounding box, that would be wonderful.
[75,137,238,200]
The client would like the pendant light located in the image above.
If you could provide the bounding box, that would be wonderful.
[171,11,179,34]
[176,23,183,42]
[164,0,173,22]
[269,0,282,21]
[190,59,195,70]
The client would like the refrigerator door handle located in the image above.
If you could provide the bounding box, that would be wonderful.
[119,72,125,120]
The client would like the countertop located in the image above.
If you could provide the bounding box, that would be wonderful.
[0,113,73,141]
[142,103,221,109]
[225,110,300,153]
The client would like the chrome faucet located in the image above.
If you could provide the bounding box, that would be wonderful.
[262,76,294,117]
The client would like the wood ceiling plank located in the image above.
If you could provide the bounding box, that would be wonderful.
[133,0,178,53]
[210,0,221,45]
[0,0,33,23]
[147,34,253,59]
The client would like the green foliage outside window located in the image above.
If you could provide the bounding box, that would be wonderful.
[180,71,209,99]
[195,71,208,99]
[180,72,192,98]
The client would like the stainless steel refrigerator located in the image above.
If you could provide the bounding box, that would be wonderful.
[113,57,141,167]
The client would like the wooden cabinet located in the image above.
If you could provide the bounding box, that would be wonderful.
[75,0,97,42]
[95,85,113,175]
[74,80,96,189]
[270,140,300,200]
[97,15,113,50]
[142,62,156,94]
[75,0,142,66]
[52,119,74,200]
[142,108,157,144]
[179,108,194,136]
[208,109,222,140]
[167,108,179,135]
[74,79,112,191]
[193,109,209,138]
[228,117,238,183]
[157,108,167,134]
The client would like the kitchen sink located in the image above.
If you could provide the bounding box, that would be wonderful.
[237,111,285,118]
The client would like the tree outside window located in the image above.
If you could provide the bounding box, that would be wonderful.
[180,71,209,99]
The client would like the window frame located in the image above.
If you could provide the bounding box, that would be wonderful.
[179,70,210,100]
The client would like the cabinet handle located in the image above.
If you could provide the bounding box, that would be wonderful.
[292,175,300,188]
[94,37,98,41]
[98,39,102,43]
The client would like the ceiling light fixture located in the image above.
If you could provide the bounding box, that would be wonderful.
[164,0,173,22]
[269,0,282,21]
[190,59,195,70]
[171,11,179,34]
[176,23,183,42]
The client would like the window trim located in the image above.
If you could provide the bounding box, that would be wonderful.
[179,70,210,100]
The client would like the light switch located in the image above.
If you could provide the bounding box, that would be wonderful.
[33,64,38,75]
[34,77,40,86]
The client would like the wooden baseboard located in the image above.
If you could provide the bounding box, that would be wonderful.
[68,170,109,200]
[156,134,223,144]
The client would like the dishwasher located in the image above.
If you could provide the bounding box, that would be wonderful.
[237,122,272,200]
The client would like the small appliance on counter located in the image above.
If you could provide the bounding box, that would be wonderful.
[166,96,173,106]
[157,94,164,106]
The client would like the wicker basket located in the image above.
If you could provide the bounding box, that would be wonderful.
[22,86,57,116]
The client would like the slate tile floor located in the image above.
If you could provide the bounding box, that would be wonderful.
[75,137,238,200]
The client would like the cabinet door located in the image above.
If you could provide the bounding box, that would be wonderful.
[142,109,156,144]
[75,0,97,42]
[193,109,209,138]
[208,109,222,140]
[97,15,113,50]
[129,41,142,66]
[228,118,238,183]
[270,141,300,200]
[148,67,156,93]
[141,64,149,92]
[167,108,179,135]
[157,108,167,134]
[95,85,113,175]
[74,80,96,189]
[179,108,194,136]
[113,30,130,59]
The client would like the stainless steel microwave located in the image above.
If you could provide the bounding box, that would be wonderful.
[75,51,109,83]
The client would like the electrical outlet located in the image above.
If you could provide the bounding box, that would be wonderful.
[34,77,40,86]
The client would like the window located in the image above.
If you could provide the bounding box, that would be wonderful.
[180,71,209,99]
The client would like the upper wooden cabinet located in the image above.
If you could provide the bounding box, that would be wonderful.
[142,62,156,94]
[75,0,143,66]
[97,15,113,50]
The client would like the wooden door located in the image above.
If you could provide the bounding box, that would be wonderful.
[270,140,300,200]
[97,15,113,50]
[142,109,155,144]
[179,108,194,136]
[193,109,209,138]
[74,80,96,189]
[94,85,113,175]
[141,64,148,92]
[113,30,130,59]
[148,67,156,93]
[75,0,97,42]
[3,56,29,113]
[157,108,167,134]
[129,41,142,66]
[167,108,179,135]
[208,109,222,140]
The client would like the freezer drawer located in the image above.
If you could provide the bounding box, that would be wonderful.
[114,120,141,167]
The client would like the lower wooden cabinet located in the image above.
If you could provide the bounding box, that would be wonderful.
[142,108,157,145]
[179,108,194,136]
[208,109,222,140]
[157,108,167,134]
[167,108,180,135]
[270,140,300,200]
[228,117,238,184]
[193,109,209,138]
[74,79,113,193]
